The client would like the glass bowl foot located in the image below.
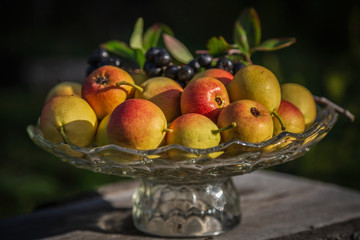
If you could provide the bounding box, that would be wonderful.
[132,177,241,237]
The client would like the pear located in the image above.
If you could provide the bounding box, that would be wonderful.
[45,81,82,102]
[39,95,98,147]
[106,99,169,150]
[191,68,234,86]
[95,114,110,146]
[227,65,281,113]
[273,100,305,136]
[82,65,135,120]
[281,83,317,128]
[135,77,183,122]
[166,113,235,160]
[217,100,273,153]
[130,70,148,85]
[181,77,230,123]
[117,77,183,123]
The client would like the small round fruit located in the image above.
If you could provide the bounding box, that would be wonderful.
[95,114,110,146]
[187,59,201,73]
[97,56,121,68]
[217,99,273,144]
[40,95,98,147]
[145,47,161,61]
[154,49,172,66]
[107,99,168,150]
[166,113,221,160]
[191,68,234,86]
[130,71,148,85]
[45,81,82,102]
[281,83,317,128]
[198,54,213,68]
[144,61,163,78]
[165,65,180,80]
[87,48,110,66]
[215,57,233,72]
[227,64,281,113]
[178,65,194,82]
[181,77,230,122]
[134,77,183,122]
[273,100,305,136]
[82,65,135,119]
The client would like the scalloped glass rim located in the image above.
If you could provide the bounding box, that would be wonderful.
[27,100,338,181]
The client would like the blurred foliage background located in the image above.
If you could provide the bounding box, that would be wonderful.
[1,0,359,219]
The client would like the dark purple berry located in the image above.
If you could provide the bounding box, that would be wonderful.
[154,49,171,66]
[87,48,110,66]
[144,61,163,77]
[178,65,194,82]
[216,57,233,72]
[145,47,161,62]
[97,56,121,68]
[187,59,200,73]
[165,65,180,80]
[108,57,121,67]
[198,54,213,68]
[233,62,246,75]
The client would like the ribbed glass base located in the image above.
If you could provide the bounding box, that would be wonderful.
[132,178,241,237]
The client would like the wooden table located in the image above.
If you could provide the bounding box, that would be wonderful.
[1,170,360,240]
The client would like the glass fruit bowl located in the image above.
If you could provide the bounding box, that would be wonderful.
[27,96,340,237]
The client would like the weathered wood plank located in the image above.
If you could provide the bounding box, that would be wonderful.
[1,171,360,240]
[271,217,360,240]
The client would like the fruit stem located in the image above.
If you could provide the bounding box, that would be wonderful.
[245,53,253,65]
[212,122,237,134]
[272,110,286,131]
[59,125,71,144]
[163,128,173,133]
[116,81,144,92]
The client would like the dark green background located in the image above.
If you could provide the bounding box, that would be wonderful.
[1,0,359,219]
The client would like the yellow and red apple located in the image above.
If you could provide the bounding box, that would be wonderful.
[166,113,223,159]
[45,81,82,102]
[106,99,168,150]
[40,95,98,147]
[281,83,317,129]
[217,100,273,153]
[134,77,183,122]
[273,100,305,136]
[192,68,234,86]
[82,65,135,119]
[180,77,230,123]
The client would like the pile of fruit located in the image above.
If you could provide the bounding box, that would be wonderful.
[37,8,318,160]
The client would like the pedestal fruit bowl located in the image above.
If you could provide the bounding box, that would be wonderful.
[26,8,353,237]
[27,98,339,237]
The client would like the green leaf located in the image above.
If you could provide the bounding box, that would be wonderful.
[251,38,296,52]
[101,40,136,62]
[130,17,144,52]
[227,54,247,63]
[206,36,233,56]
[163,33,193,64]
[233,22,249,54]
[143,23,162,51]
[135,49,146,69]
[158,23,174,36]
[236,8,261,48]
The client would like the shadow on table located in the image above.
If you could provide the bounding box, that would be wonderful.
[0,191,150,239]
